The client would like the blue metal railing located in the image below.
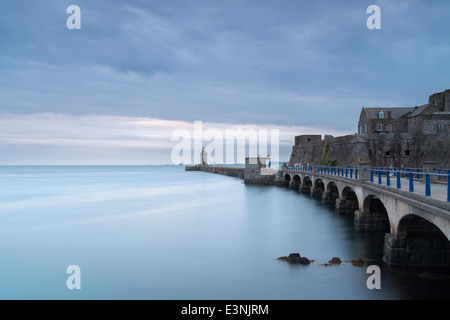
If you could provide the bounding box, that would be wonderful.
[370,168,450,202]
[285,165,359,179]
[372,167,426,179]
[286,165,313,173]
[284,165,450,202]
[317,165,358,180]
[434,168,450,182]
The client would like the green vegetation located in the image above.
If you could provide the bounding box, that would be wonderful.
[318,144,339,166]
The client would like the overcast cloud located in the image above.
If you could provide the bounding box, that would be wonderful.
[0,113,348,165]
[1,0,449,164]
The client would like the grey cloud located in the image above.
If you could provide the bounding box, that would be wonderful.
[0,0,449,133]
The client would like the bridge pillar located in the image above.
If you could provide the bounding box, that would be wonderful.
[354,210,390,232]
[358,162,372,181]
[299,182,311,194]
[383,232,450,269]
[423,161,438,182]
[383,234,410,267]
[335,199,358,214]
[289,180,300,190]
[310,180,325,198]
[299,177,312,194]
[322,191,338,205]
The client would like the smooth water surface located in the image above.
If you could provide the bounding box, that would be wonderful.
[0,166,449,300]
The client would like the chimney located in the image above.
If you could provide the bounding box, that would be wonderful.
[445,90,450,112]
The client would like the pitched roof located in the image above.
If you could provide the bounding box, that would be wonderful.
[363,107,414,120]
[408,104,429,118]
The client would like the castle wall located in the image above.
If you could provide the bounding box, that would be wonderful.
[288,134,370,167]
[288,90,450,169]
[428,89,450,113]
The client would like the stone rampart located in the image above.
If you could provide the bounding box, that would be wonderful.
[185,165,245,179]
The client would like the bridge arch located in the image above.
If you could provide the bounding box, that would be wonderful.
[322,181,339,205]
[384,214,450,269]
[342,186,358,202]
[300,176,313,194]
[335,186,360,215]
[327,181,339,198]
[354,195,390,232]
[396,214,446,238]
[283,173,291,182]
[311,178,325,198]
[289,174,301,190]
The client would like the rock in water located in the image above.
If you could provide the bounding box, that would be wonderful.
[299,257,310,264]
[351,258,364,266]
[288,253,301,260]
[277,253,311,265]
[328,257,342,265]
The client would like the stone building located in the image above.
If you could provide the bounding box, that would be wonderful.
[358,107,414,135]
[289,89,450,169]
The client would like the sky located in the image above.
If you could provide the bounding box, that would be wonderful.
[1,0,449,164]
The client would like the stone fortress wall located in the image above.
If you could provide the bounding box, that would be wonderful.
[288,89,450,169]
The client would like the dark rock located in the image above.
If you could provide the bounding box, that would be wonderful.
[321,257,342,266]
[278,253,311,265]
[351,258,365,266]
[298,257,311,264]
[328,257,342,264]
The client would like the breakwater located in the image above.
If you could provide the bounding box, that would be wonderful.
[185,165,245,179]
[185,159,286,186]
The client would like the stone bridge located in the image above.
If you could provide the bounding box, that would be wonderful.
[282,163,450,269]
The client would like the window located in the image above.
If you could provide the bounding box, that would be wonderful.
[378,124,383,131]
[378,110,384,119]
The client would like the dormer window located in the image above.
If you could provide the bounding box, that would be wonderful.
[378,110,384,119]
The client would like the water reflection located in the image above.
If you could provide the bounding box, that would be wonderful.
[0,166,449,300]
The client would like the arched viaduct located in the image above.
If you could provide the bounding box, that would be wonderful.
[283,166,450,269]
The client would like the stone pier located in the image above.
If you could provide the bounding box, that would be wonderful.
[354,210,390,232]
[289,180,300,190]
[383,233,450,269]
[335,199,359,214]
[322,191,338,205]
[185,165,244,179]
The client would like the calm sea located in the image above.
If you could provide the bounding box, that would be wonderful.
[0,165,449,300]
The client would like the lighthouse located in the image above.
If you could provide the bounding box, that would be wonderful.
[200,146,208,166]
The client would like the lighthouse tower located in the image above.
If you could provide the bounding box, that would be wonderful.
[200,146,208,166]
